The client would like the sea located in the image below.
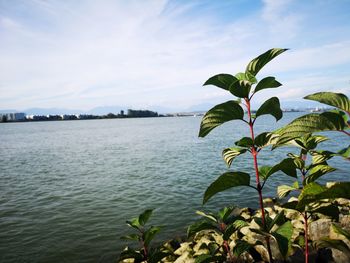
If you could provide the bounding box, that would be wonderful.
[0,113,349,262]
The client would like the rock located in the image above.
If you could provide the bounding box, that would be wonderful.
[174,242,192,256]
[263,198,275,208]
[254,244,270,262]
[336,198,350,206]
[341,215,350,228]
[309,218,332,241]
[173,251,195,263]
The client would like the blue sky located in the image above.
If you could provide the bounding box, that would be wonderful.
[1,0,350,112]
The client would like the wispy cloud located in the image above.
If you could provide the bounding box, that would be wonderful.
[0,0,349,111]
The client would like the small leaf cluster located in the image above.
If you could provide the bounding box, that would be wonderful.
[119,209,172,263]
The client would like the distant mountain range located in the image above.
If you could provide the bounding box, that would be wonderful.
[0,100,327,116]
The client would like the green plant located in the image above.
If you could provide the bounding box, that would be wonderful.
[119,209,170,263]
[275,92,350,262]
[187,207,250,262]
[199,48,297,262]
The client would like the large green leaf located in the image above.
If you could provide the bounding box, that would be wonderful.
[275,112,347,146]
[277,184,297,198]
[256,97,283,121]
[254,132,280,148]
[203,172,250,204]
[143,226,161,246]
[297,182,350,210]
[139,209,153,226]
[272,221,293,259]
[229,79,252,98]
[245,48,288,76]
[304,92,350,113]
[303,164,336,185]
[187,220,217,238]
[297,182,326,210]
[222,147,247,168]
[254,76,282,94]
[199,101,244,137]
[318,182,350,200]
[311,204,339,221]
[203,74,237,91]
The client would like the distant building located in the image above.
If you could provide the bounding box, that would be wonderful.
[0,112,26,122]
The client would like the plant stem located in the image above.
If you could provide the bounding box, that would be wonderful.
[245,99,273,263]
[223,240,234,262]
[303,212,309,263]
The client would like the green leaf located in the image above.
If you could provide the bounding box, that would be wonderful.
[332,223,350,241]
[310,150,334,165]
[218,206,235,222]
[272,221,293,259]
[233,219,249,229]
[276,112,347,146]
[271,158,298,178]
[222,147,247,168]
[267,211,285,232]
[120,234,140,241]
[229,79,252,98]
[282,200,300,211]
[233,240,251,257]
[256,97,283,121]
[297,182,326,210]
[338,145,350,159]
[203,172,250,204]
[303,164,336,185]
[235,137,254,148]
[235,72,257,84]
[143,226,161,246]
[203,74,237,91]
[277,185,296,198]
[126,218,141,230]
[311,204,339,221]
[199,101,244,137]
[258,166,274,181]
[245,48,288,76]
[187,220,217,238]
[304,92,350,113]
[196,210,218,223]
[318,182,350,200]
[254,132,280,148]
[315,238,350,259]
[139,209,153,226]
[254,76,282,93]
[223,224,236,240]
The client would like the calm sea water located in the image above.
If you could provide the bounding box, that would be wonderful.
[0,113,349,262]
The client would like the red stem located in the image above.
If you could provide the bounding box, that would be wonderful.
[303,213,309,263]
[223,240,234,262]
[341,130,350,136]
[245,99,273,262]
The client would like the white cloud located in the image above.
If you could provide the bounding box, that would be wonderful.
[0,0,349,111]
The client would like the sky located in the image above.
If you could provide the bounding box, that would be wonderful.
[1,0,350,112]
